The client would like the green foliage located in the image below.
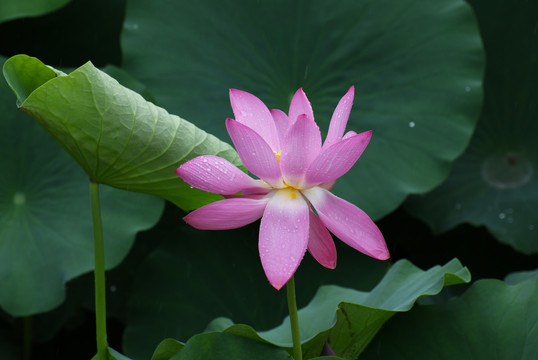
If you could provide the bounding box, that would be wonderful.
[91,348,134,360]
[148,256,471,360]
[405,0,538,253]
[0,58,164,316]
[122,218,390,359]
[122,0,484,220]
[124,247,468,359]
[151,339,184,360]
[3,55,242,211]
[220,259,469,359]
[171,333,292,360]
[0,0,535,358]
[0,0,70,23]
[361,273,538,359]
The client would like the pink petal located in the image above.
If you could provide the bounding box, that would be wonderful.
[302,187,389,260]
[176,155,268,195]
[259,188,310,290]
[280,114,322,187]
[319,180,336,191]
[270,109,289,147]
[226,119,283,187]
[184,195,269,230]
[324,86,355,148]
[307,211,337,269]
[229,89,280,151]
[288,88,314,125]
[304,130,372,187]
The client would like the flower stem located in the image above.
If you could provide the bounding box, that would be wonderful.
[90,180,108,360]
[286,276,302,360]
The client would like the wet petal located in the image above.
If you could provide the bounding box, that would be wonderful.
[229,89,280,151]
[304,130,371,187]
[270,109,289,147]
[226,119,283,187]
[343,130,357,139]
[280,114,322,187]
[302,187,389,260]
[288,88,314,125]
[324,86,355,148]
[307,211,337,269]
[184,195,270,230]
[176,155,268,195]
[259,188,310,290]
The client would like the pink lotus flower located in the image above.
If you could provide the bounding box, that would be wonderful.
[176,87,389,289]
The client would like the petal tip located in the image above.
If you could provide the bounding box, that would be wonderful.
[229,88,240,96]
[346,86,355,99]
[268,275,291,291]
[377,251,391,261]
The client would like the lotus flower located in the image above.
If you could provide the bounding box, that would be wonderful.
[176,87,389,289]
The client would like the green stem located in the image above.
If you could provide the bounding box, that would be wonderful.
[286,276,302,360]
[90,181,108,360]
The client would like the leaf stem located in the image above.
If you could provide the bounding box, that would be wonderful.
[90,180,108,360]
[286,276,302,360]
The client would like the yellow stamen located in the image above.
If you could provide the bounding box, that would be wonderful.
[274,150,282,164]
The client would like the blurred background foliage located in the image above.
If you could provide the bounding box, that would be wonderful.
[0,0,537,359]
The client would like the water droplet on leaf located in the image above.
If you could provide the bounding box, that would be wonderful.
[13,192,26,205]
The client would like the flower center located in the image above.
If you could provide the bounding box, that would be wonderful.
[280,186,299,200]
[273,150,303,191]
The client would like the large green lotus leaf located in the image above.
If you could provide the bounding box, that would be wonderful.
[122,213,391,360]
[0,58,164,316]
[0,0,70,23]
[405,0,538,254]
[3,54,242,211]
[151,339,184,360]
[360,273,538,359]
[504,268,538,285]
[220,258,470,359]
[169,332,292,360]
[121,0,484,220]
